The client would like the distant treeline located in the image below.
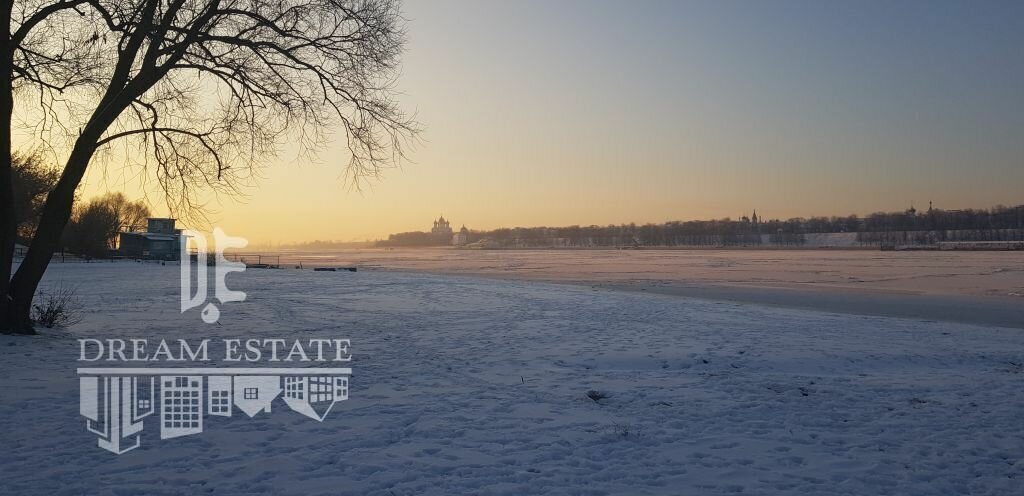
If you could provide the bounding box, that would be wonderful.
[378,204,1024,248]
[379,231,442,247]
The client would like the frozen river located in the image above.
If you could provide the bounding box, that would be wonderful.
[248,248,1024,328]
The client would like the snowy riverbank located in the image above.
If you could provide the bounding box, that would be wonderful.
[2,263,1022,495]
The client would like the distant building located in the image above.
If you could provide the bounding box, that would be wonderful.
[147,218,177,234]
[378,216,471,247]
[118,217,183,260]
[431,216,453,242]
[453,225,470,246]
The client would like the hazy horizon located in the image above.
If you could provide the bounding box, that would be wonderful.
[52,0,1024,243]
[245,199,1020,246]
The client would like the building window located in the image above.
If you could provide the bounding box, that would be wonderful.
[210,390,230,413]
[138,399,150,409]
[244,388,258,400]
[308,377,332,402]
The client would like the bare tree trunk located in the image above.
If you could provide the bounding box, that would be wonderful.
[0,1,21,334]
[8,139,97,332]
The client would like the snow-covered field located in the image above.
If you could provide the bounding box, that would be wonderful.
[2,262,1023,495]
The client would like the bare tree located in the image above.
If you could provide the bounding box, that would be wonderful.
[63,197,122,257]
[11,152,60,241]
[1,0,416,333]
[97,192,151,233]
[62,192,151,256]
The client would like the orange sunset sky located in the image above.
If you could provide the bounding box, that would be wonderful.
[21,1,1024,244]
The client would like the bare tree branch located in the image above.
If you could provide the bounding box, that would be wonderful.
[3,0,418,331]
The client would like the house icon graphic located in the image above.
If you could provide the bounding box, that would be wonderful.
[233,375,282,417]
[208,375,232,417]
[160,376,203,439]
[78,367,351,454]
[283,375,350,421]
[79,376,156,454]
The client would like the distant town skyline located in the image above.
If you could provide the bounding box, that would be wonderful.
[52,0,1024,243]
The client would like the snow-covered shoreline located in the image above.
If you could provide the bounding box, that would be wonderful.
[2,263,1022,495]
